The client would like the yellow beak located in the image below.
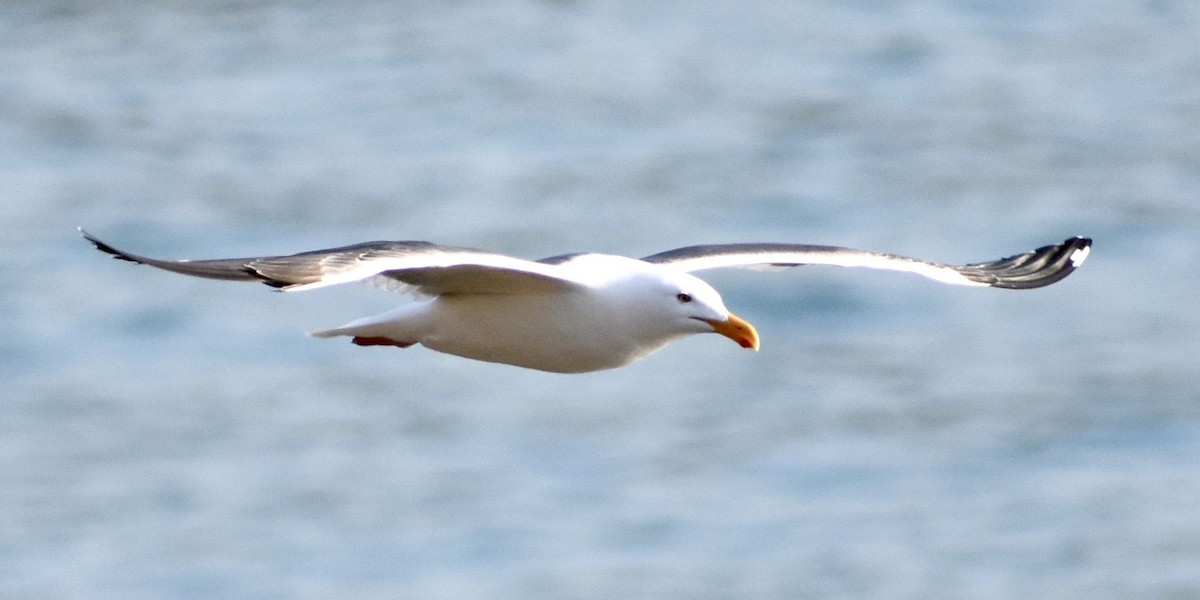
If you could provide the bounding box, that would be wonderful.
[705,313,760,351]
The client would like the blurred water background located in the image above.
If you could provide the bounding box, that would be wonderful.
[2,1,1199,598]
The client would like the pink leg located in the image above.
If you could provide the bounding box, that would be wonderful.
[351,336,415,348]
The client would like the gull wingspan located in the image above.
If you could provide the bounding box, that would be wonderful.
[641,236,1092,290]
[80,229,583,295]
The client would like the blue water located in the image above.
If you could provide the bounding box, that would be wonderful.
[3,1,1199,598]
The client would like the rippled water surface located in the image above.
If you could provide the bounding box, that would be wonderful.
[3,1,1199,598]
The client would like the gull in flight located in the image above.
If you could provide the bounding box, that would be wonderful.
[81,229,1091,373]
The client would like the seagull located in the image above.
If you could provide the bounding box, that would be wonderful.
[80,229,1091,373]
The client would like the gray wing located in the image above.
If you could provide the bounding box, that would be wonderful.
[641,236,1092,290]
[80,229,583,295]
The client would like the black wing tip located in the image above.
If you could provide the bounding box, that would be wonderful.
[967,236,1092,290]
[78,226,283,287]
[78,227,143,264]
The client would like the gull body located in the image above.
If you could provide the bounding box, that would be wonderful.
[312,255,753,373]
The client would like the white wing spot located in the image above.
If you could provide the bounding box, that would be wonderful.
[1070,245,1091,267]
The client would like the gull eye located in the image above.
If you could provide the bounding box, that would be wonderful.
[676,292,693,304]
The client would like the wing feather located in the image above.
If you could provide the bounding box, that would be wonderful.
[80,229,583,295]
[641,236,1092,290]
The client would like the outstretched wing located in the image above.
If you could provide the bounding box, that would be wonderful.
[80,229,583,295]
[641,236,1092,290]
